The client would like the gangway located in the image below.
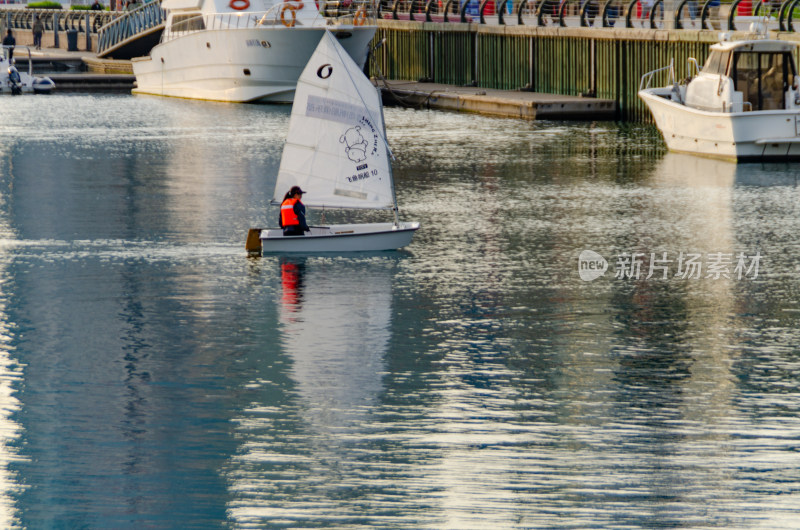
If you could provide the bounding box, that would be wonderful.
[96,0,165,59]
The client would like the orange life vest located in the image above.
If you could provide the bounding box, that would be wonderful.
[281,198,300,227]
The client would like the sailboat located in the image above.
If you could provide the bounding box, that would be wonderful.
[246,31,419,255]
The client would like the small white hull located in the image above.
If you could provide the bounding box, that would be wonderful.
[0,77,54,95]
[1,54,55,95]
[259,222,419,253]
[132,27,376,103]
[639,88,800,162]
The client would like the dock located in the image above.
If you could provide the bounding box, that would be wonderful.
[377,80,616,120]
[48,73,135,91]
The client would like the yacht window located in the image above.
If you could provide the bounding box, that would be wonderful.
[759,53,786,110]
[172,13,205,32]
[732,52,790,111]
[702,51,730,76]
[733,52,759,110]
[703,51,722,74]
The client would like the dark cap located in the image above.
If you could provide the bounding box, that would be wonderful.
[290,186,306,195]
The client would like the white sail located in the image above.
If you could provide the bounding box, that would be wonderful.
[272,31,395,210]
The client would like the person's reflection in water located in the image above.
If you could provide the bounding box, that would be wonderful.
[280,257,306,317]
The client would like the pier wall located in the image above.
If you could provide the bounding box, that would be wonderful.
[370,21,800,121]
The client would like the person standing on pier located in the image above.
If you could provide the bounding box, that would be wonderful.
[2,30,15,60]
[32,17,44,51]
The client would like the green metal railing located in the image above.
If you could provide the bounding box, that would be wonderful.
[3,9,114,49]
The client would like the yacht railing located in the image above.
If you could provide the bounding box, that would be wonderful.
[639,59,676,91]
[162,0,377,41]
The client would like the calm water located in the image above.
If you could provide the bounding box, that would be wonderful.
[0,94,798,529]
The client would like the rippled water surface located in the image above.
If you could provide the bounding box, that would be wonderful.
[0,95,798,528]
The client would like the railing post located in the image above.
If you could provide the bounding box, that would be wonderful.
[625,0,637,28]
[443,0,455,21]
[788,0,800,31]
[85,14,92,50]
[461,0,470,22]
[557,0,568,26]
[648,0,662,28]
[53,12,60,49]
[779,0,791,31]
[728,0,742,30]
[516,0,528,25]
[674,0,687,29]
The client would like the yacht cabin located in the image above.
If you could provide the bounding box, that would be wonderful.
[685,39,800,113]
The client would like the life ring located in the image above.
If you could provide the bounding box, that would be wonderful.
[280,2,304,27]
[353,6,366,25]
[229,0,249,9]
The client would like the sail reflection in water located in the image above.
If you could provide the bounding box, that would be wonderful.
[228,257,395,526]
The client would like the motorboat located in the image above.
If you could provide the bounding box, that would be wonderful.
[245,30,419,254]
[638,27,800,162]
[131,0,377,103]
[1,47,55,95]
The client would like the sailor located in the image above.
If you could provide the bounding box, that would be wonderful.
[279,186,310,236]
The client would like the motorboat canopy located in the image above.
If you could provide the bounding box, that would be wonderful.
[686,39,800,113]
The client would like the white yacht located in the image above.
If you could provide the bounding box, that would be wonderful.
[131,0,377,103]
[638,30,800,162]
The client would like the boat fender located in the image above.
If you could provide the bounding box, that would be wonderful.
[280,2,304,27]
[353,6,367,25]
[229,0,249,9]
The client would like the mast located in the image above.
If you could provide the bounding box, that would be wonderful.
[377,85,400,226]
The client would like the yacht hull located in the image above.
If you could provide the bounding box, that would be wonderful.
[259,222,419,253]
[639,88,800,162]
[132,26,376,103]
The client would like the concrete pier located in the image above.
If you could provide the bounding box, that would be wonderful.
[378,80,616,120]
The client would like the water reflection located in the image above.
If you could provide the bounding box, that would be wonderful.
[0,147,22,529]
[228,257,395,527]
[604,153,740,525]
[1,95,799,528]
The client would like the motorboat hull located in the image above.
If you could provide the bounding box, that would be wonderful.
[1,53,54,95]
[132,26,376,103]
[639,88,800,162]
[259,222,419,253]
[1,79,54,95]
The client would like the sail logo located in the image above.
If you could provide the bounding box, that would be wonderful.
[579,250,608,281]
[340,127,368,162]
[317,64,333,79]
